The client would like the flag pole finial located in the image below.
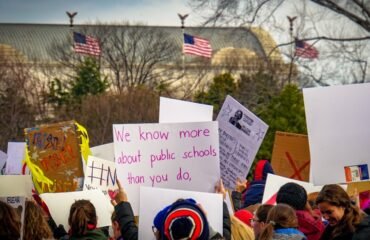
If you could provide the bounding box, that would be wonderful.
[177,13,189,29]
[66,11,78,28]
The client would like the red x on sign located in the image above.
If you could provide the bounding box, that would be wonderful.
[285,152,310,181]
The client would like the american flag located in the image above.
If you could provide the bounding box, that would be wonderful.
[183,33,212,58]
[295,39,319,59]
[73,32,101,56]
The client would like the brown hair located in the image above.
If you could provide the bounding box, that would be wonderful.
[23,200,53,240]
[0,201,21,240]
[258,204,298,240]
[68,199,97,237]
[307,192,319,210]
[255,204,273,223]
[316,184,362,239]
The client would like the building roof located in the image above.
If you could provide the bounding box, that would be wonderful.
[0,23,279,63]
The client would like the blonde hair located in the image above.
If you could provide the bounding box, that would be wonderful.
[23,200,53,240]
[258,204,298,240]
[231,215,254,240]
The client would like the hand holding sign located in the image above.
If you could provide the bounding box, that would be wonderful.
[111,179,128,206]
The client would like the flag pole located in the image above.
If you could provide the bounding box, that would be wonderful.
[178,13,189,81]
[287,16,296,85]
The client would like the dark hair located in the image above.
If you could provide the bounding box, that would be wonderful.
[276,182,307,210]
[68,200,97,237]
[255,204,273,223]
[316,184,363,239]
[0,201,21,240]
[258,204,298,240]
[24,200,53,240]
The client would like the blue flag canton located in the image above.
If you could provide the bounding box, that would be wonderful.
[74,32,87,44]
[184,33,195,45]
[295,40,305,48]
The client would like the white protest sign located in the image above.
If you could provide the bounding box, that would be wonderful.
[0,175,33,197]
[159,97,213,123]
[139,187,223,240]
[0,150,7,174]
[262,174,324,204]
[5,142,26,174]
[304,83,370,185]
[40,189,113,228]
[217,95,268,189]
[113,122,220,215]
[83,156,117,198]
[91,143,115,162]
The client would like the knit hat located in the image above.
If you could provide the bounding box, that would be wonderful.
[153,198,209,240]
[234,209,254,227]
[276,182,307,210]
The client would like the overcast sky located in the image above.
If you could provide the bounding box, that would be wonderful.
[0,0,202,26]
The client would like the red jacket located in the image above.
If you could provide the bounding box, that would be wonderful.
[296,210,325,240]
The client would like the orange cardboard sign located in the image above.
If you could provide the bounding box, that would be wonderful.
[271,131,310,181]
[24,121,84,193]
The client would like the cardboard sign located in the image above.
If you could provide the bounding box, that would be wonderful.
[217,95,268,189]
[304,83,370,185]
[83,156,117,198]
[24,121,84,193]
[139,187,223,240]
[0,175,33,197]
[347,181,370,196]
[159,97,213,123]
[40,189,113,228]
[271,132,310,181]
[113,122,220,215]
[5,142,26,175]
[91,142,114,162]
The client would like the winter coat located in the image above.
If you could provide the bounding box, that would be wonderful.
[352,214,370,240]
[273,228,307,240]
[68,228,108,240]
[296,210,325,240]
[115,201,138,240]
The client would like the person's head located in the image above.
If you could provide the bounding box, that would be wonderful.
[316,184,362,238]
[276,182,307,210]
[0,201,21,240]
[234,209,254,227]
[258,204,299,240]
[234,110,243,120]
[111,211,121,240]
[68,199,97,237]
[253,160,274,181]
[23,200,53,240]
[252,204,273,238]
[153,198,209,240]
[307,192,319,210]
[230,215,254,240]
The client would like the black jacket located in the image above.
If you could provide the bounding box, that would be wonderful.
[352,214,370,240]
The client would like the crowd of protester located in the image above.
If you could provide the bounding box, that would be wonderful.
[0,159,369,240]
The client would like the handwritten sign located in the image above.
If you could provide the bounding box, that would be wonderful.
[304,83,370,185]
[24,121,84,193]
[0,150,7,175]
[83,156,117,198]
[40,189,113,228]
[113,122,220,215]
[91,142,115,162]
[139,187,223,240]
[271,132,310,181]
[217,95,268,189]
[159,97,213,123]
[5,142,26,175]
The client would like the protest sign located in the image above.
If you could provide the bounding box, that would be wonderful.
[5,142,26,174]
[159,97,213,123]
[40,189,113,228]
[271,131,310,181]
[83,156,117,198]
[262,174,325,204]
[304,83,370,185]
[0,175,33,198]
[91,142,114,162]
[0,150,6,174]
[113,121,220,215]
[139,187,223,240]
[217,95,268,189]
[24,121,85,193]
